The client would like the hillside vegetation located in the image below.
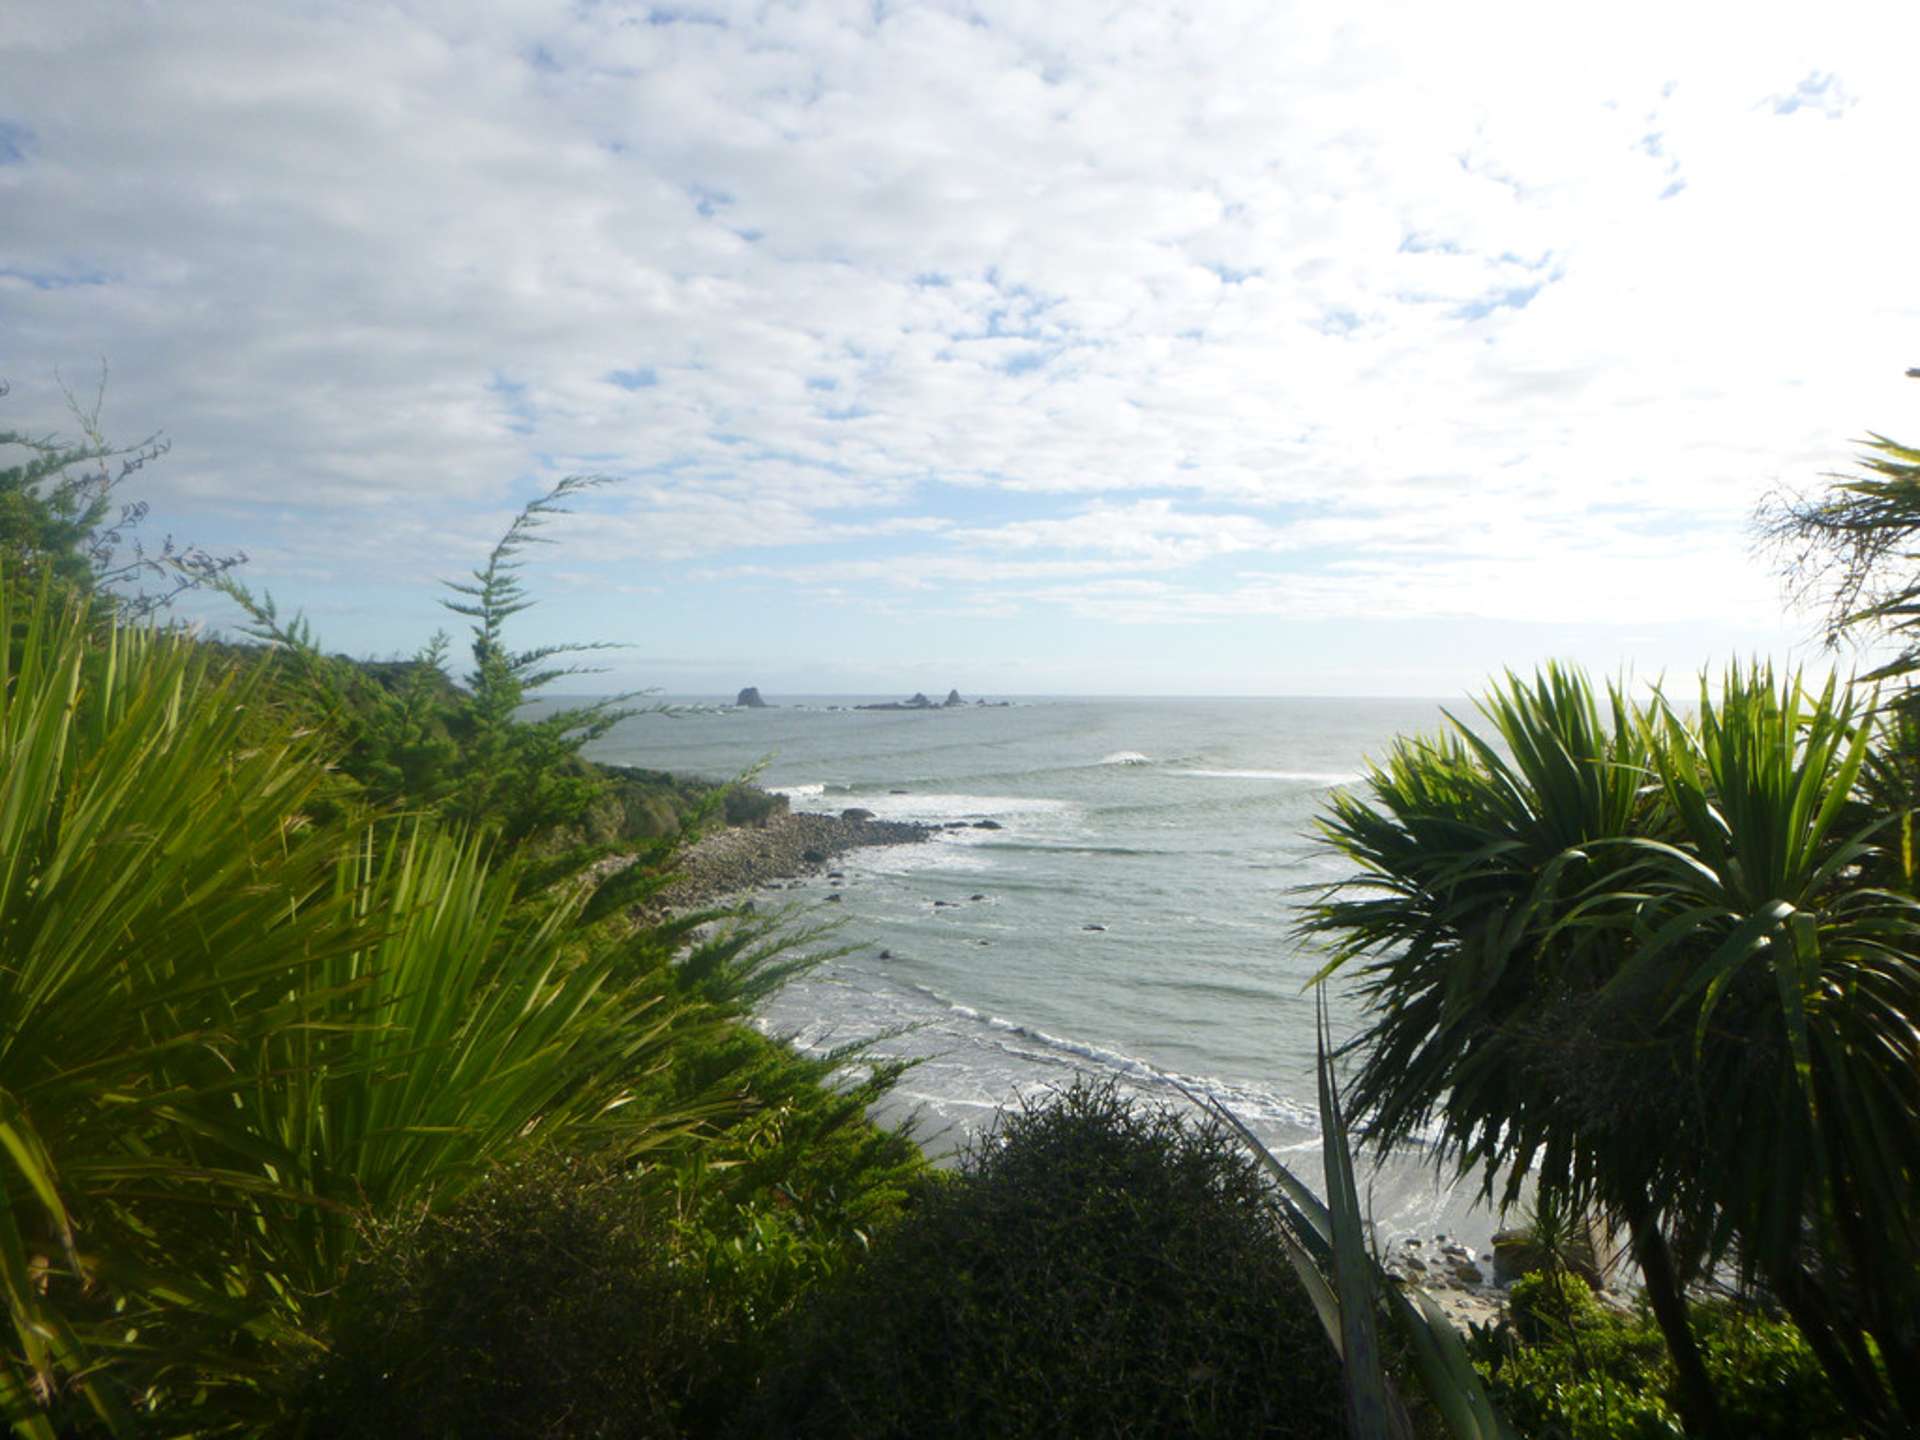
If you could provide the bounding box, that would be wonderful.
[2,382,1916,1437]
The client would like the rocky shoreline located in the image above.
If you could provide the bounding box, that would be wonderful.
[637,809,937,915]
[624,808,1603,1338]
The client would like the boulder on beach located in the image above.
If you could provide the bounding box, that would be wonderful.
[841,807,875,822]
[735,686,770,708]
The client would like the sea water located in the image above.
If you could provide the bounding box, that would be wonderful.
[588,694,1513,1250]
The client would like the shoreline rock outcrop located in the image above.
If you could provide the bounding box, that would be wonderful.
[633,810,934,917]
[735,686,770,708]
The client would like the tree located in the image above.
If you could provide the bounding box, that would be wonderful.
[1759,368,1920,673]
[222,474,648,852]
[0,372,243,613]
[1300,664,1920,1435]
[432,472,641,840]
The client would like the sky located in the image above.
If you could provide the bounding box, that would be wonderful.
[3,1,1917,699]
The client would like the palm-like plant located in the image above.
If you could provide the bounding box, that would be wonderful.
[1621,671,1919,1426]
[1302,662,1920,1435]
[222,825,721,1345]
[0,577,731,1434]
[0,576,364,1434]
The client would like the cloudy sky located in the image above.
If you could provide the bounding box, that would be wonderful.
[3,1,1916,697]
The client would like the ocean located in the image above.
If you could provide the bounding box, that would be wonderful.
[587,693,1513,1250]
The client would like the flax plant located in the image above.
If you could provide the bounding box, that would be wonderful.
[0,575,360,1434]
[0,575,727,1435]
[221,823,719,1345]
[1194,1003,1516,1440]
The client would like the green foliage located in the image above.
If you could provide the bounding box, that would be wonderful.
[1204,1011,1515,1440]
[1506,1272,1604,1346]
[1759,375,1920,676]
[721,781,788,827]
[742,1080,1347,1439]
[659,1027,925,1330]
[293,926,930,1439]
[1474,1292,1852,1440]
[430,473,640,840]
[220,474,646,850]
[0,574,357,1436]
[301,1156,722,1440]
[0,384,937,1438]
[213,822,724,1361]
[0,374,241,612]
[0,569,772,1435]
[610,909,931,1345]
[1301,661,1920,1430]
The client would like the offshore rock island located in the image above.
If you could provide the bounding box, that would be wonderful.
[855,689,1009,710]
[726,687,1011,710]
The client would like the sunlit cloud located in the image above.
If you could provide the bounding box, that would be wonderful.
[1,0,1913,691]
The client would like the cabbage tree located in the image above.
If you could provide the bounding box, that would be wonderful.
[1302,663,1919,1434]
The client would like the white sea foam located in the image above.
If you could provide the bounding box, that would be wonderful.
[790,789,1073,824]
[849,838,993,876]
[769,781,827,798]
[899,981,1320,1131]
[1100,750,1152,766]
[1174,767,1361,784]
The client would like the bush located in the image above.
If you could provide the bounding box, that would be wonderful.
[739,1080,1346,1439]
[654,1025,927,1328]
[302,1157,722,1440]
[1507,1269,1604,1346]
[722,782,788,827]
[1475,1289,1855,1440]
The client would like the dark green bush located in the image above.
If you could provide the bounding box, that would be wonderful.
[721,782,788,827]
[739,1080,1346,1439]
[301,1157,721,1439]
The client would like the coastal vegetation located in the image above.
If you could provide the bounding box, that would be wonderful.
[2,377,1916,1437]
[0,405,926,1435]
[741,1080,1348,1438]
[1297,390,1920,1436]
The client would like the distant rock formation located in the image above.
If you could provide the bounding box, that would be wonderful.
[735,686,770,708]
[854,689,994,711]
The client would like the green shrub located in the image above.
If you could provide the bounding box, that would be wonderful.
[301,1157,720,1439]
[1693,1302,1853,1440]
[739,1080,1346,1439]
[1476,1291,1855,1440]
[1507,1270,1604,1345]
[296,1027,930,1438]
[722,782,788,827]
[656,1026,926,1320]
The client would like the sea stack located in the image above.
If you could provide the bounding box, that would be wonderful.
[735,686,769,708]
[944,688,964,706]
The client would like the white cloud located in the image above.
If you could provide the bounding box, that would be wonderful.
[1,0,1915,685]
